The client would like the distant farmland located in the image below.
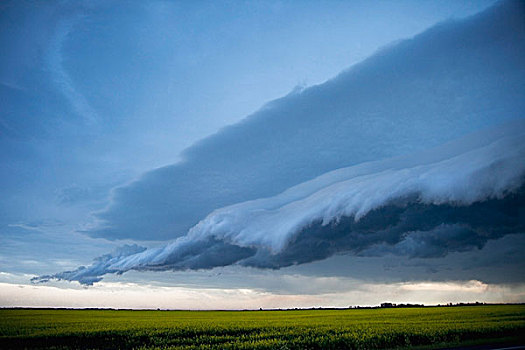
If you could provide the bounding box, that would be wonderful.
[1,305,524,349]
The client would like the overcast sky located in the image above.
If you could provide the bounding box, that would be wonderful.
[3,0,525,309]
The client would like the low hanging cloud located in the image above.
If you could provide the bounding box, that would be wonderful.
[33,120,525,285]
[87,0,525,241]
[35,244,147,286]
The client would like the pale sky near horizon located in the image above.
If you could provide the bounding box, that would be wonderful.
[3,0,525,309]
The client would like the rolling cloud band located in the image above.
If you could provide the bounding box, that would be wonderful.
[33,120,525,285]
[85,0,525,242]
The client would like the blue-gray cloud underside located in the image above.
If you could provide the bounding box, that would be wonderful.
[88,0,525,241]
[34,118,525,285]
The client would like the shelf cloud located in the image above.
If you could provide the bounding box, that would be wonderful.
[33,119,525,285]
[34,1,525,285]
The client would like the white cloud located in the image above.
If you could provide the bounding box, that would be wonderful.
[47,15,98,124]
[2,279,525,309]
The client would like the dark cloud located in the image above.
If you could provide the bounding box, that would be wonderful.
[241,186,525,268]
[288,233,525,285]
[88,0,525,241]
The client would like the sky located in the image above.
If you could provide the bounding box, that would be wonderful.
[2,0,525,309]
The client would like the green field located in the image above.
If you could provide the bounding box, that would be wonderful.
[1,305,524,349]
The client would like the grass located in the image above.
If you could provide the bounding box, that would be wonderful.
[0,305,524,349]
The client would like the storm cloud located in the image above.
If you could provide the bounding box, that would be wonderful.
[31,1,525,286]
[33,119,525,285]
[88,0,525,241]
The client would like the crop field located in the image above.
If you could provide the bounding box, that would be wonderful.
[0,305,524,349]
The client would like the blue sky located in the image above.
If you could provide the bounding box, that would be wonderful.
[2,0,525,309]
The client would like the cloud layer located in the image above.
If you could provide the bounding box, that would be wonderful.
[32,1,525,286]
[33,120,525,284]
[89,0,525,241]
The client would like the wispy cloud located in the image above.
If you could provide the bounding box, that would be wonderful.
[47,15,98,125]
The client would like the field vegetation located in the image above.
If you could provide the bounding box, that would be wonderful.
[1,305,524,349]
